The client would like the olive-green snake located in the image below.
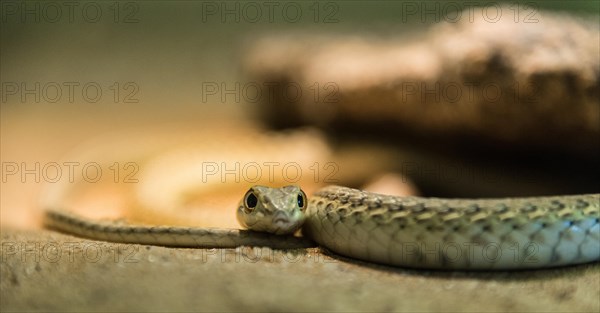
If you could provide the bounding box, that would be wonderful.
[45,185,599,270]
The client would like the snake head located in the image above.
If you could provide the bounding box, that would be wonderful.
[237,185,307,235]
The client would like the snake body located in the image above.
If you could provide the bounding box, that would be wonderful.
[306,186,599,270]
[45,186,599,270]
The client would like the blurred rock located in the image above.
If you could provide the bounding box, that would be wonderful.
[244,8,599,156]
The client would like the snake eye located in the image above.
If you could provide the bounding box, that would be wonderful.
[297,190,307,210]
[245,191,258,211]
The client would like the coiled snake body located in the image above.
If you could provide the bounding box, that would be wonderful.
[45,185,599,270]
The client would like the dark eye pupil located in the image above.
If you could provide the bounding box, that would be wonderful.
[297,194,304,208]
[246,193,258,208]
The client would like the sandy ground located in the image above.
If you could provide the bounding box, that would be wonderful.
[2,228,599,312]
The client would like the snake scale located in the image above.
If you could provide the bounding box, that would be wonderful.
[45,185,599,270]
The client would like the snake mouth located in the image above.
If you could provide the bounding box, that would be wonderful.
[273,217,289,224]
[273,222,299,235]
[272,211,290,225]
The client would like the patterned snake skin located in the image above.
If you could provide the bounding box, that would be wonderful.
[45,186,599,270]
[305,186,599,270]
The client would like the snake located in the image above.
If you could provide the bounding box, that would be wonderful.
[44,185,599,270]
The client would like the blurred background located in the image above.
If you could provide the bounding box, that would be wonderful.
[1,0,599,229]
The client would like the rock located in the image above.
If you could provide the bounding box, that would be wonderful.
[244,7,599,156]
